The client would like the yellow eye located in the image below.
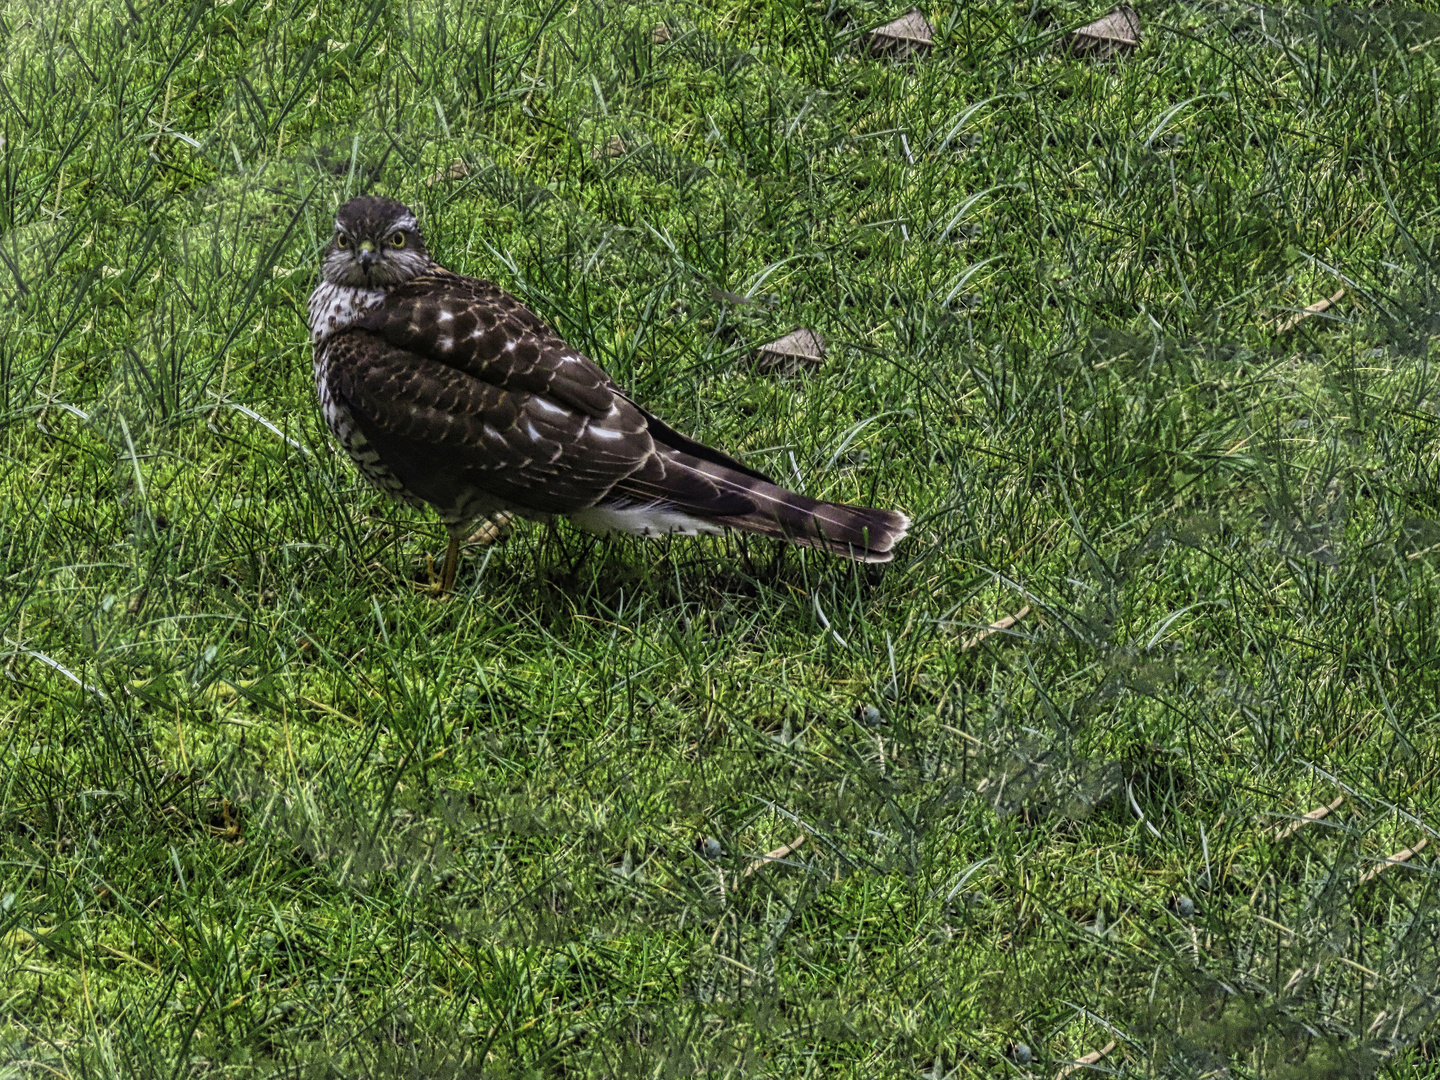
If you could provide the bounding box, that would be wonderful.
[390,231,406,248]
[336,234,351,249]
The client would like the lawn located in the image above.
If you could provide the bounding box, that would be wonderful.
[3,0,1440,1076]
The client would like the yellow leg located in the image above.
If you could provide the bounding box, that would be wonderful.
[439,535,459,595]
[428,517,511,595]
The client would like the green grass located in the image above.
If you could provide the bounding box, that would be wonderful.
[3,0,1440,1075]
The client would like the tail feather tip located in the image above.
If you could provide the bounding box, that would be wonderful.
[839,507,910,562]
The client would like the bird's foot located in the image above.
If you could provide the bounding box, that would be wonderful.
[415,517,513,597]
[412,536,460,597]
[415,553,446,596]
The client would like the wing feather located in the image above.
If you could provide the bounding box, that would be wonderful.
[323,330,648,515]
[353,269,619,417]
[328,267,779,522]
[356,269,776,484]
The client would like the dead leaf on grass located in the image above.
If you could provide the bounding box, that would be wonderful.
[866,8,934,59]
[754,328,825,374]
[1067,7,1140,59]
[592,136,629,160]
[425,160,469,186]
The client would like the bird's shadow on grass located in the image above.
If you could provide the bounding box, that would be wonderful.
[435,521,895,627]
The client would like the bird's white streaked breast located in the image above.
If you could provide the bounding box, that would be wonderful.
[313,342,422,510]
[307,281,387,344]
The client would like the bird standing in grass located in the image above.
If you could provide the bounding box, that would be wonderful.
[307,195,910,591]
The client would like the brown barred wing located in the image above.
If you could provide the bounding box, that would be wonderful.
[351,270,621,418]
[321,329,652,516]
[356,268,778,487]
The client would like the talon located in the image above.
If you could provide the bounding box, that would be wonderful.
[413,552,447,595]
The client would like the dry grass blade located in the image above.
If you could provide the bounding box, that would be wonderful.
[963,605,1031,649]
[1274,794,1346,841]
[1067,7,1140,59]
[1275,288,1346,333]
[1055,1040,1117,1079]
[708,285,759,307]
[1358,838,1429,885]
[743,834,806,877]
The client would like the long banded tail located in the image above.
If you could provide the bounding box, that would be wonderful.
[603,444,910,563]
[713,477,909,563]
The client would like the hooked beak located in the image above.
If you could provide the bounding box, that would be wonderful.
[359,239,377,272]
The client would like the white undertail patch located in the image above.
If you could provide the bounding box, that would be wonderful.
[569,504,725,538]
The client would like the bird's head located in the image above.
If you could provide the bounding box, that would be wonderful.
[321,195,431,287]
